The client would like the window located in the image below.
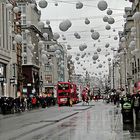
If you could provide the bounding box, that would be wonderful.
[22,32,26,40]
[57,84,69,90]
[23,56,27,64]
[23,44,27,52]
[21,16,26,25]
[45,64,52,71]
[18,4,26,14]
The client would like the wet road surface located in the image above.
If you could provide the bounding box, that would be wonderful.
[0,101,140,140]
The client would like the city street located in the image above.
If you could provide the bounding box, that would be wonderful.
[0,101,140,140]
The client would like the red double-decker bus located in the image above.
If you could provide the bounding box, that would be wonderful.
[72,84,79,104]
[57,82,79,106]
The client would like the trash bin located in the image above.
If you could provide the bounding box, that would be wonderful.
[122,102,133,123]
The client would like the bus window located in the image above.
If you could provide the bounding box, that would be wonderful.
[58,84,69,90]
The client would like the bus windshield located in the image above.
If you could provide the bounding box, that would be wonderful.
[57,84,69,90]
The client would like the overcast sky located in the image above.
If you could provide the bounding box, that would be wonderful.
[37,0,131,77]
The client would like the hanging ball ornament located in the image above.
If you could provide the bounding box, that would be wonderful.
[92,54,99,60]
[59,19,72,32]
[76,2,83,9]
[103,15,108,22]
[97,47,101,52]
[97,0,108,11]
[38,0,48,8]
[46,20,50,25]
[105,43,110,48]
[53,33,60,40]
[108,58,111,61]
[114,36,118,40]
[13,7,20,13]
[108,17,115,24]
[107,8,113,15]
[105,24,111,30]
[85,18,90,24]
[91,31,100,40]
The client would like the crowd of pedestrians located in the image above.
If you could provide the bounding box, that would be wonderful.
[0,94,56,115]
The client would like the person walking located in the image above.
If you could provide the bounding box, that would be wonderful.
[132,91,140,120]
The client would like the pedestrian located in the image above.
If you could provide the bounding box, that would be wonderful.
[132,91,140,119]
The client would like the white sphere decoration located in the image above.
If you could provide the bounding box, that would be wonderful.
[46,20,50,25]
[129,40,136,49]
[92,54,99,60]
[38,0,48,8]
[59,19,72,32]
[53,33,60,40]
[16,22,19,25]
[75,57,79,61]
[79,44,85,51]
[132,12,140,22]
[114,36,118,40]
[121,37,126,42]
[77,61,80,65]
[13,40,17,45]
[37,21,44,29]
[108,17,115,24]
[38,40,44,46]
[131,32,136,37]
[14,34,22,44]
[6,3,13,10]
[67,45,72,50]
[43,33,48,39]
[105,24,111,30]
[13,7,20,13]
[103,15,108,22]
[98,64,102,68]
[97,0,108,11]
[91,32,100,40]
[108,58,111,61]
[105,43,110,48]
[76,2,83,9]
[97,47,101,52]
[85,18,90,24]
[83,44,87,49]
[107,9,113,15]
[131,27,136,32]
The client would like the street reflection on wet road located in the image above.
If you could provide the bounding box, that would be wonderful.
[19,101,140,140]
